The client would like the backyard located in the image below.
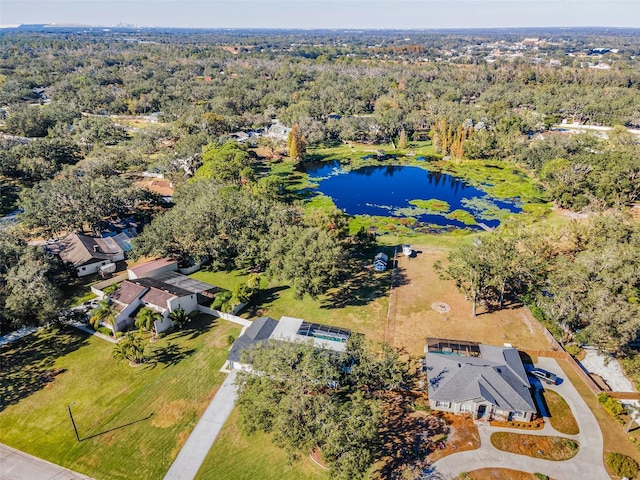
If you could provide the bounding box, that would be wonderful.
[0,315,240,480]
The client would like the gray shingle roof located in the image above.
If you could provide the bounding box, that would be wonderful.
[227,317,278,363]
[426,345,536,413]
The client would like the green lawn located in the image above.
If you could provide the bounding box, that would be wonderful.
[196,409,328,480]
[543,390,580,435]
[192,267,391,344]
[0,316,240,480]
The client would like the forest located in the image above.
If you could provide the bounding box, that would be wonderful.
[0,27,639,356]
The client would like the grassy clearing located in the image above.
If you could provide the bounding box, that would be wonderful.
[195,409,328,480]
[192,267,391,344]
[490,432,579,460]
[543,390,580,435]
[0,317,240,480]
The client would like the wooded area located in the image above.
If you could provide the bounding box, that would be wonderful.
[0,27,639,357]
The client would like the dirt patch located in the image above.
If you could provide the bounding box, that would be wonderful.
[431,302,451,313]
[388,248,552,356]
[40,368,66,386]
[465,468,544,480]
[490,432,579,460]
[374,391,451,478]
[309,448,328,469]
[427,413,480,462]
[152,399,191,428]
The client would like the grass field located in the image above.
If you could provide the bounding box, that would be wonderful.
[543,390,580,435]
[490,432,579,460]
[195,409,328,480]
[192,265,392,344]
[0,316,240,480]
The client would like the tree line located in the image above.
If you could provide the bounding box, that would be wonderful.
[437,212,640,354]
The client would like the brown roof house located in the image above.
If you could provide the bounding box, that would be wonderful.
[109,259,219,333]
[425,338,536,422]
[58,233,134,277]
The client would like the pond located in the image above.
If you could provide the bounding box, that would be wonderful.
[302,162,521,229]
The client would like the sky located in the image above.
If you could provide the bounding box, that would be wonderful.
[2,0,639,29]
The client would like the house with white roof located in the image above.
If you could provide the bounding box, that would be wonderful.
[224,316,352,371]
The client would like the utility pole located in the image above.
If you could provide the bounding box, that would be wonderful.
[67,402,80,442]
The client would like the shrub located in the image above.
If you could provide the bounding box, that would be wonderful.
[606,452,639,479]
[97,326,113,336]
[227,334,236,346]
[534,474,549,480]
[599,394,626,419]
[565,344,582,357]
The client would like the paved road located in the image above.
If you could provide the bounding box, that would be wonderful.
[0,443,92,480]
[163,370,238,480]
[431,358,609,479]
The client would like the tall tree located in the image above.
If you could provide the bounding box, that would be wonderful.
[286,124,307,162]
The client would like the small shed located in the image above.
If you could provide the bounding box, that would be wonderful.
[373,252,389,272]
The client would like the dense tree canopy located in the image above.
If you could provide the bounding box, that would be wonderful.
[236,337,408,479]
[440,214,640,353]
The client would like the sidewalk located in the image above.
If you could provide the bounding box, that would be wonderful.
[0,327,39,347]
[0,443,92,480]
[164,370,239,480]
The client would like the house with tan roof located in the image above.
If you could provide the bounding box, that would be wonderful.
[56,233,135,277]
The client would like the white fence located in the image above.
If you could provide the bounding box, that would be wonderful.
[197,305,251,326]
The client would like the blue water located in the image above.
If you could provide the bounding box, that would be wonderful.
[302,162,521,229]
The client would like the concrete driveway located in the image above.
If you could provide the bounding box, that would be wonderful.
[0,443,92,480]
[431,357,609,479]
[164,370,238,480]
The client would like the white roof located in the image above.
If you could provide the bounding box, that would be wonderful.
[269,316,348,352]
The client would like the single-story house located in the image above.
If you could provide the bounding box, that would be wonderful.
[109,267,220,333]
[56,233,135,277]
[226,317,279,371]
[133,178,174,203]
[128,258,179,279]
[425,338,536,422]
[225,316,352,371]
[374,252,389,272]
[264,120,291,140]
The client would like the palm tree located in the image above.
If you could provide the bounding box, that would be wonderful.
[113,333,146,366]
[89,299,116,332]
[135,307,162,341]
[168,307,193,330]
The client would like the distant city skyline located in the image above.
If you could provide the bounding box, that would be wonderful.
[2,0,639,30]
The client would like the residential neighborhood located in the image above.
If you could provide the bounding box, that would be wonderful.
[1,19,640,480]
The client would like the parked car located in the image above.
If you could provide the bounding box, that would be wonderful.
[530,368,559,385]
